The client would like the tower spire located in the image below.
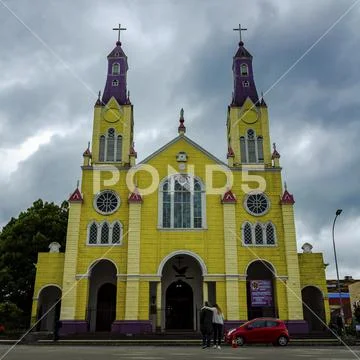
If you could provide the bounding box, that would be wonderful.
[231,25,259,107]
[101,25,129,105]
[178,108,186,135]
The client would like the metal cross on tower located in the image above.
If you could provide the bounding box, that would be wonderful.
[233,23,247,43]
[113,23,127,43]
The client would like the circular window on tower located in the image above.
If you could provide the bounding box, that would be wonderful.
[94,190,120,215]
[244,192,269,216]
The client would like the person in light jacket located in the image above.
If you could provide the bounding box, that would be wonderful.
[205,303,224,349]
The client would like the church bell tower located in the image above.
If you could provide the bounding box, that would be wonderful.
[227,25,272,168]
[91,24,135,167]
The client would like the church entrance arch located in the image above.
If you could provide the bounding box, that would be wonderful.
[87,259,117,332]
[302,286,325,332]
[158,253,204,331]
[36,285,61,331]
[246,260,277,319]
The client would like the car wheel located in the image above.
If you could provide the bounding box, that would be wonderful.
[277,335,288,346]
[235,336,245,346]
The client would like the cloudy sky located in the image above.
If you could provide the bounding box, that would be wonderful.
[0,0,359,278]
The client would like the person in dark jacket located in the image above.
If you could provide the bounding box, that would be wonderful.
[200,301,213,348]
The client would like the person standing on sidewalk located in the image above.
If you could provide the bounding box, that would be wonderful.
[203,303,224,349]
[211,304,224,349]
[200,301,213,348]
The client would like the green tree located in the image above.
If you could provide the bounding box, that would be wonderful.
[0,302,24,330]
[0,199,68,326]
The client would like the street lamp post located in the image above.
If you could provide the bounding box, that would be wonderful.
[332,209,344,326]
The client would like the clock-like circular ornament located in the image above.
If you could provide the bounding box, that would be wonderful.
[103,107,121,123]
[240,108,259,124]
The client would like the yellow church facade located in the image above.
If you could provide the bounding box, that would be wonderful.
[31,30,330,335]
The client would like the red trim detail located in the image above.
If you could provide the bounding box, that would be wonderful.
[280,190,295,205]
[222,189,237,203]
[83,148,92,157]
[128,190,143,203]
[68,188,83,202]
[227,146,235,158]
[272,149,280,159]
[129,145,137,158]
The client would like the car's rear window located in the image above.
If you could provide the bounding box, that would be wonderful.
[266,320,278,327]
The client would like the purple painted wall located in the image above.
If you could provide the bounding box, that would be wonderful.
[112,320,153,334]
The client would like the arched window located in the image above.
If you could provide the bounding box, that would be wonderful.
[162,180,171,228]
[111,221,122,244]
[100,223,110,244]
[99,135,105,161]
[266,223,276,245]
[240,136,246,163]
[239,129,264,163]
[257,136,264,162]
[87,221,122,246]
[243,222,252,244]
[112,63,120,75]
[88,222,98,244]
[242,80,249,87]
[247,129,256,162]
[193,180,202,228]
[255,224,263,244]
[241,63,249,76]
[116,135,122,161]
[159,175,205,229]
[99,129,123,162]
[112,79,119,86]
[106,128,115,161]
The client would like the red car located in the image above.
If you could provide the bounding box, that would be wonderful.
[225,318,289,346]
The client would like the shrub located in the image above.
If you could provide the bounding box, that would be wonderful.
[0,302,23,330]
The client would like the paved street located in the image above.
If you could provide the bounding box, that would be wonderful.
[1,345,360,360]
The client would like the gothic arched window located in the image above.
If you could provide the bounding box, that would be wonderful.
[99,135,105,161]
[241,63,249,76]
[112,63,120,75]
[99,129,123,162]
[159,175,205,229]
[255,224,264,245]
[88,222,98,244]
[266,223,276,245]
[111,221,122,244]
[257,136,264,162]
[100,222,110,244]
[112,79,119,86]
[87,220,122,246]
[247,129,256,162]
[239,129,264,163]
[106,128,115,161]
[116,135,122,161]
[243,222,252,244]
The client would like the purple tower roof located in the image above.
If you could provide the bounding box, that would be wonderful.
[101,41,129,105]
[232,41,259,107]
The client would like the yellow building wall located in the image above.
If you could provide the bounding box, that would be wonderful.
[31,253,64,324]
[298,253,330,324]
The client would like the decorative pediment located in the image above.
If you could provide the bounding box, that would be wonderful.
[280,190,295,205]
[128,188,143,203]
[68,188,83,203]
[222,189,237,203]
